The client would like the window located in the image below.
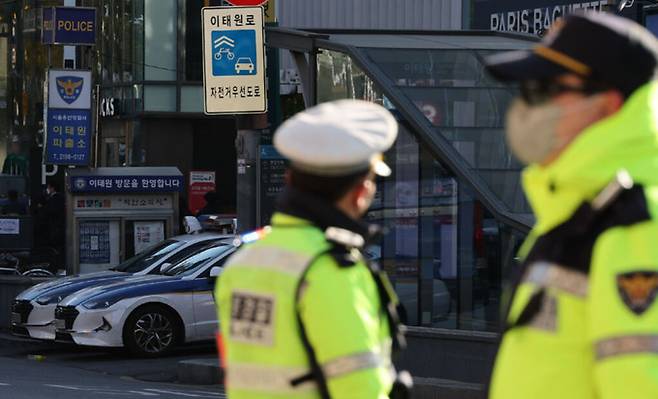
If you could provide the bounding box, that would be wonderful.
[150,239,223,274]
[364,48,529,215]
[198,251,233,278]
[114,239,183,273]
[94,0,145,84]
[165,244,233,276]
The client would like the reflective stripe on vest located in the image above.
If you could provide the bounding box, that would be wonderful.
[227,363,317,394]
[226,246,316,276]
[227,350,387,393]
[524,261,589,298]
[322,351,384,379]
[596,335,658,361]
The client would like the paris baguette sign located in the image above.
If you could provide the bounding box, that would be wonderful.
[472,0,613,36]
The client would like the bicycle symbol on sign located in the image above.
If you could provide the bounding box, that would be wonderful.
[213,35,236,61]
[214,47,235,61]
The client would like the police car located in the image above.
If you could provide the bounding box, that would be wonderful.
[53,239,238,356]
[11,232,229,341]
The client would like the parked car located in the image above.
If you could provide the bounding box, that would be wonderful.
[53,239,237,356]
[11,232,229,340]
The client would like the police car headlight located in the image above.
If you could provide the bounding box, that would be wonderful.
[36,294,63,305]
[82,298,118,310]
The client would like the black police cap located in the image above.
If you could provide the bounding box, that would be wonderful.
[486,12,658,98]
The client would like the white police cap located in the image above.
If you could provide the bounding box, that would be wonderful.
[273,100,398,177]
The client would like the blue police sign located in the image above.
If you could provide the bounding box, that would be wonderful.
[42,7,96,45]
[44,109,92,166]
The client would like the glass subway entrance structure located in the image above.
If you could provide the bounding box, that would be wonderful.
[268,29,536,333]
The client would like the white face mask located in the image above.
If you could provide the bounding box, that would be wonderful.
[505,95,606,165]
[505,98,564,165]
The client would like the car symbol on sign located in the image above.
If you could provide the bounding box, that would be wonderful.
[235,57,255,74]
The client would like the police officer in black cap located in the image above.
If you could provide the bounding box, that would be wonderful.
[485,11,658,399]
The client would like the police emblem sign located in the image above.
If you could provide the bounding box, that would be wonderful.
[49,69,91,109]
[202,7,267,115]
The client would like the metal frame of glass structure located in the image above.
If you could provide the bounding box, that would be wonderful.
[267,27,537,332]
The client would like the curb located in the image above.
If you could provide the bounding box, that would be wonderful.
[177,358,224,385]
[413,376,484,399]
[176,358,485,398]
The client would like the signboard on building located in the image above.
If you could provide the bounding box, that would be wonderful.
[0,219,19,235]
[202,6,267,115]
[45,69,92,166]
[257,145,287,226]
[42,6,96,45]
[134,221,165,254]
[73,195,172,211]
[45,109,92,165]
[189,171,216,215]
[69,175,184,193]
[471,0,613,35]
[99,97,116,117]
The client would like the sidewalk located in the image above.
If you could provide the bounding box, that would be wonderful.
[177,357,485,399]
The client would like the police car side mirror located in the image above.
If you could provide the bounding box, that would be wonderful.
[209,266,222,278]
[159,263,172,273]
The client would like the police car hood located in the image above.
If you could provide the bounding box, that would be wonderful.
[16,271,128,301]
[522,81,658,236]
[60,274,189,307]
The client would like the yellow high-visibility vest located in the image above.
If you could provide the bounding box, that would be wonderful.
[490,82,658,399]
[216,212,395,399]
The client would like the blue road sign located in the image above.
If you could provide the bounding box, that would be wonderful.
[202,6,266,114]
[211,30,257,76]
[45,108,92,166]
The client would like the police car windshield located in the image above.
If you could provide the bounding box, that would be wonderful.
[113,240,185,273]
[164,244,232,276]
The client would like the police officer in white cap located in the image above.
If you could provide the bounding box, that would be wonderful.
[216,100,412,399]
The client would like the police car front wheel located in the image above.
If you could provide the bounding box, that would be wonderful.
[123,305,180,357]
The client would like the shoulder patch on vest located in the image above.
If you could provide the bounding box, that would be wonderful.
[617,271,658,315]
[325,227,365,248]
